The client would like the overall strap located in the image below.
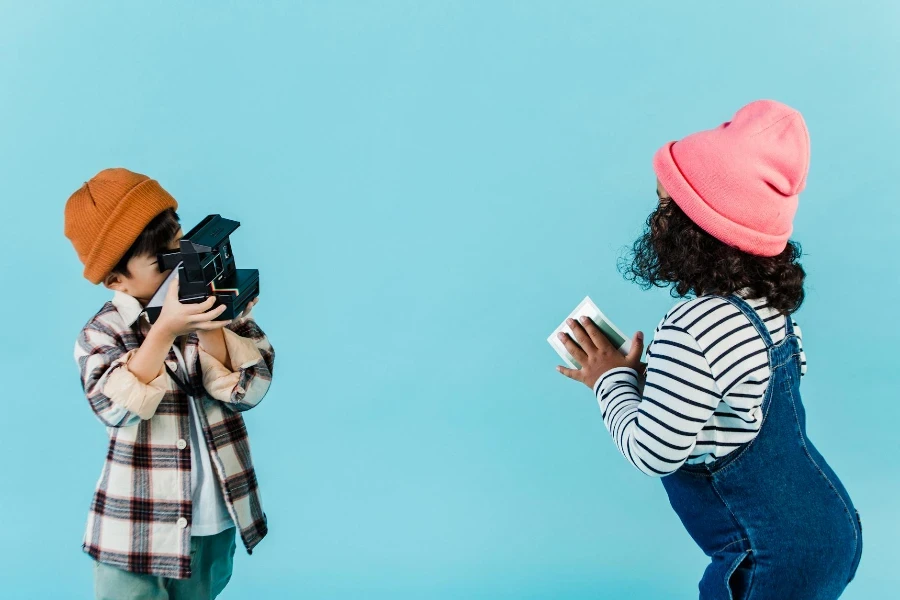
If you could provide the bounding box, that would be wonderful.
[722,295,775,349]
[784,314,795,336]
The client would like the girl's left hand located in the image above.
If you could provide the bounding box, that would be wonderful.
[556,317,645,389]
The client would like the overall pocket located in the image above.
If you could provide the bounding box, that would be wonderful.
[727,550,754,600]
[699,549,754,600]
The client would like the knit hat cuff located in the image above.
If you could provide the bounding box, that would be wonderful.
[652,142,792,257]
[82,179,178,284]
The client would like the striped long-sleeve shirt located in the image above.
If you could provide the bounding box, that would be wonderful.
[594,295,806,477]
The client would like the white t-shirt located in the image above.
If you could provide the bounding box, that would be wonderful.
[172,344,234,536]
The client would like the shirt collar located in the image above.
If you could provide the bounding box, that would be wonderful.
[111,291,145,327]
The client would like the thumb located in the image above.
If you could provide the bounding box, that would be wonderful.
[165,273,180,300]
[626,331,645,363]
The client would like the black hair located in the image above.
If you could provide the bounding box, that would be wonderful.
[110,208,181,278]
[620,198,805,315]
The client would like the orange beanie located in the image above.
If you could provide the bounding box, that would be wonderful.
[64,168,179,284]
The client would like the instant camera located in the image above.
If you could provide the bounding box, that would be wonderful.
[145,214,260,324]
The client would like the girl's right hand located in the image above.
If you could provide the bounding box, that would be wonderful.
[155,276,231,338]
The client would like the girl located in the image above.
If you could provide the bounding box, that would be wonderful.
[557,100,862,599]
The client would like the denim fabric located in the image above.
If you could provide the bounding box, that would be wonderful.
[662,296,862,600]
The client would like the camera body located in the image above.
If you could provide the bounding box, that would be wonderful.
[145,214,259,324]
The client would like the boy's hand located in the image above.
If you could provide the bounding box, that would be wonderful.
[197,295,259,369]
[237,296,259,320]
[155,277,231,338]
[556,317,645,389]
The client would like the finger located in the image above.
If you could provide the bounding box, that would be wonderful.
[557,331,587,363]
[556,365,582,381]
[165,275,180,300]
[626,331,645,364]
[208,302,228,315]
[578,316,613,350]
[192,304,228,322]
[568,318,597,351]
[240,298,258,318]
[186,296,218,314]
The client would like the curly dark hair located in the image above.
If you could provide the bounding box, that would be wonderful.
[620,197,805,315]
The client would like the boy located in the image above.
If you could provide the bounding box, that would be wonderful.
[65,168,275,599]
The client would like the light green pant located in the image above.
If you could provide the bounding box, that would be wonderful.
[94,528,236,600]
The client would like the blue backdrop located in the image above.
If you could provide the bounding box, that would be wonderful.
[1,1,897,598]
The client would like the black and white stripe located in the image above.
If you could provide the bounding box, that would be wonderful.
[594,295,806,477]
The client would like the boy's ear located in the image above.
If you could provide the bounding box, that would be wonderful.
[103,272,125,292]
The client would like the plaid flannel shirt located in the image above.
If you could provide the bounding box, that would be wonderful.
[74,291,274,579]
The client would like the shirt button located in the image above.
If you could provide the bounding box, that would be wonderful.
[176,439,187,450]
[177,517,188,529]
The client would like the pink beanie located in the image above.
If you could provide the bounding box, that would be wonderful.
[652,99,810,257]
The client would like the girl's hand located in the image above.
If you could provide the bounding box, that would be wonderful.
[556,317,645,389]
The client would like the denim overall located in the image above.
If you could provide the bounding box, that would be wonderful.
[662,296,862,600]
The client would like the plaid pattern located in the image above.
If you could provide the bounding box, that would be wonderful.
[74,293,274,579]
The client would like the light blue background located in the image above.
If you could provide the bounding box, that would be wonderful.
[1,1,897,598]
